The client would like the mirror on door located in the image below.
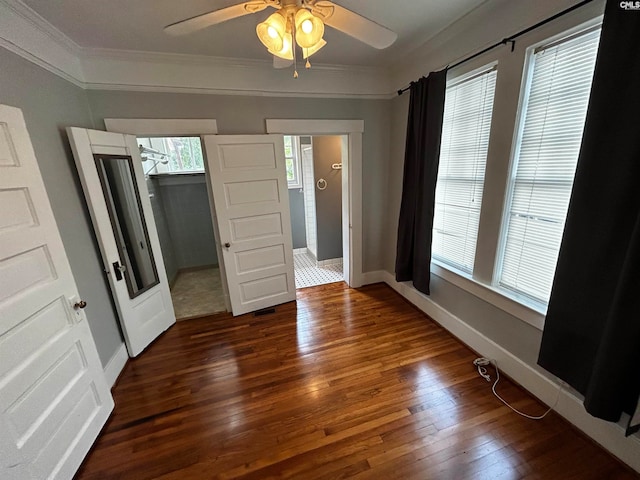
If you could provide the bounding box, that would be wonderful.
[94,154,159,298]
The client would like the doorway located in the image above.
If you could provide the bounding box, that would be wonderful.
[104,117,365,314]
[137,135,226,320]
[267,119,364,289]
[287,135,345,288]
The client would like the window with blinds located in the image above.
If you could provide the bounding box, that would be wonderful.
[432,66,497,273]
[498,26,601,305]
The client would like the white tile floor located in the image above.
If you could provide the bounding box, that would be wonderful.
[294,250,343,289]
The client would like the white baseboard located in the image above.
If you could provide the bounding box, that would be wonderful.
[103,343,128,388]
[361,270,386,285]
[380,271,640,473]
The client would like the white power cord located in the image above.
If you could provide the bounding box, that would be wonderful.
[473,357,561,420]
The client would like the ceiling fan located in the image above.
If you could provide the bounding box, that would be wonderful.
[164,0,397,74]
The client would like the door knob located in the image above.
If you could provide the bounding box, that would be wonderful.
[73,300,87,310]
[224,242,231,248]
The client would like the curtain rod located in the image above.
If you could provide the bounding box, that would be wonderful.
[397,0,596,96]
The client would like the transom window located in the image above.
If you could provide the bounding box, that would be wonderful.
[138,136,204,174]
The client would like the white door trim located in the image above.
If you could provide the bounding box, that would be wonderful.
[103,118,230,312]
[266,119,364,288]
[266,119,364,134]
[104,118,218,135]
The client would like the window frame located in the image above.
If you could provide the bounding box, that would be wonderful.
[138,135,206,175]
[423,16,603,331]
[284,135,303,189]
[493,23,602,311]
[432,63,498,275]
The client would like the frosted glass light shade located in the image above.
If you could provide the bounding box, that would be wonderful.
[303,38,326,59]
[257,12,286,52]
[294,9,324,48]
[269,32,294,60]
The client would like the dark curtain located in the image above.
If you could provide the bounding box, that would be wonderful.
[395,70,447,295]
[538,0,640,430]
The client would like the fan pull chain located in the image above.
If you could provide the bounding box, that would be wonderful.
[291,12,299,78]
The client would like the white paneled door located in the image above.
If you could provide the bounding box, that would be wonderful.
[67,128,175,357]
[0,105,113,479]
[204,135,296,316]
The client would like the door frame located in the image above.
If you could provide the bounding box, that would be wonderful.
[103,118,232,311]
[267,119,364,288]
[104,117,364,297]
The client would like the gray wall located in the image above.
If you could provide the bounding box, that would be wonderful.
[0,0,584,376]
[3,0,635,464]
[0,48,124,366]
[384,0,607,375]
[154,174,218,270]
[288,189,307,249]
[0,61,390,367]
[313,136,343,261]
[84,91,388,365]
[86,90,390,273]
[0,0,601,379]
[146,177,178,284]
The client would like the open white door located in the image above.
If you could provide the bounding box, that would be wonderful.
[67,128,175,357]
[0,105,113,479]
[204,135,296,316]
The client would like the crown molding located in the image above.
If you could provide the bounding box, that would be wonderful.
[79,50,392,99]
[0,36,83,88]
[0,0,395,99]
[0,0,82,55]
[79,47,393,99]
[390,0,605,92]
[82,47,385,74]
[81,83,392,100]
[0,0,84,85]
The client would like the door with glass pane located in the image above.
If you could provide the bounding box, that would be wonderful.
[67,128,176,357]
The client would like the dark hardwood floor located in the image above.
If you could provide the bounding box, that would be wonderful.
[76,282,638,479]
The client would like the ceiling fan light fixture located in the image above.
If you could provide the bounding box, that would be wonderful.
[256,11,286,52]
[302,38,326,59]
[268,31,294,60]
[294,9,324,49]
[301,19,313,34]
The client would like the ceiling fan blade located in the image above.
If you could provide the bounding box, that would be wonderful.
[273,55,294,69]
[311,1,397,49]
[164,0,272,36]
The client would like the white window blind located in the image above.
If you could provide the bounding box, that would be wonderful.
[499,27,601,304]
[432,66,497,273]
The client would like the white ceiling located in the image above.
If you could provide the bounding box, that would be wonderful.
[21,0,486,67]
